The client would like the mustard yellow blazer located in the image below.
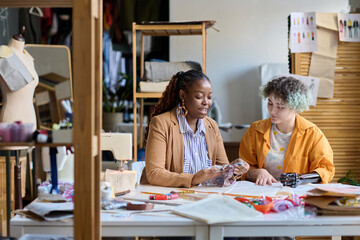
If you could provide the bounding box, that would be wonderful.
[240,115,335,183]
[140,107,229,188]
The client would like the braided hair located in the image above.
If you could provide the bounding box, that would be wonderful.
[144,70,210,146]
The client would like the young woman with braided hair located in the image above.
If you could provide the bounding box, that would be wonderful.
[140,70,249,188]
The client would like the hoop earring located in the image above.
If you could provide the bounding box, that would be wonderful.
[178,100,188,117]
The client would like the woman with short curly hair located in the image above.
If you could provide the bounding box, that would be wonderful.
[141,70,249,187]
[240,76,335,186]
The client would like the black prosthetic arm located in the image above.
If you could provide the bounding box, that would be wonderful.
[280,172,321,188]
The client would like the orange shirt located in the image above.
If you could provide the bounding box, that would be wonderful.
[240,115,334,183]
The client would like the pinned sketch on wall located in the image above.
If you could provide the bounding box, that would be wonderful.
[290,12,318,53]
[285,74,319,106]
[0,8,9,40]
[338,13,360,42]
[260,64,318,119]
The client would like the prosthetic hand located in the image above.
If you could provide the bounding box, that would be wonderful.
[280,172,321,188]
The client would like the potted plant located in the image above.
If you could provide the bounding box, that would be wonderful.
[103,72,132,131]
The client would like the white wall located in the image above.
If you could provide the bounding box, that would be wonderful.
[170,0,348,142]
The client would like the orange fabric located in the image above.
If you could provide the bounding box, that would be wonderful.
[140,108,229,188]
[240,115,334,183]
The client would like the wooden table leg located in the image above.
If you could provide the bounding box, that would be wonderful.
[32,149,37,199]
[5,151,11,236]
[14,150,22,210]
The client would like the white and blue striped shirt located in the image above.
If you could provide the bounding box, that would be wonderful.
[177,105,212,174]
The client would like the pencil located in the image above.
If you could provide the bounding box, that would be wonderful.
[141,191,164,195]
[177,189,261,198]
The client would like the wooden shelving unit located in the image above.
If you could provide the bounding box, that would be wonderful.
[1,1,102,239]
[132,21,215,161]
[0,142,73,148]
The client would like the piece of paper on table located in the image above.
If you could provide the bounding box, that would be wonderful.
[290,12,318,53]
[24,201,74,221]
[308,183,360,195]
[221,182,314,198]
[172,194,263,224]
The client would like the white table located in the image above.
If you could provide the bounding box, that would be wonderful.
[11,213,208,239]
[210,216,360,240]
[10,182,360,239]
[11,213,360,239]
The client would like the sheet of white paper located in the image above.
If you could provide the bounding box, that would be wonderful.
[338,13,360,42]
[172,194,263,224]
[260,63,289,119]
[138,181,315,198]
[309,183,360,195]
[290,12,318,53]
[24,201,74,221]
[220,182,313,197]
[260,72,319,107]
[25,201,73,216]
[190,181,314,198]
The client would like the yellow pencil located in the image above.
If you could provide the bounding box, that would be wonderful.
[178,189,261,199]
[140,191,163,195]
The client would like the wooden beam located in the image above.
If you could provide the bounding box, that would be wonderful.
[73,0,101,239]
[133,23,138,162]
[0,0,72,7]
[202,22,206,74]
[94,0,102,238]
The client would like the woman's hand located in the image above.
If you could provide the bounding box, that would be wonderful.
[247,168,279,186]
[191,167,222,186]
[231,158,250,176]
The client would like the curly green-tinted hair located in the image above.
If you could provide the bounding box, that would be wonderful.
[260,76,313,112]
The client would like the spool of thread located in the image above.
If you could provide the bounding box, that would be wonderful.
[0,122,12,142]
[101,186,113,201]
[149,193,179,200]
[272,199,295,212]
[275,186,294,200]
[10,122,21,142]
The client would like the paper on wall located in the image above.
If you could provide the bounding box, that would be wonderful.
[338,13,360,42]
[316,13,338,31]
[309,27,338,98]
[260,63,289,119]
[260,66,319,109]
[290,12,318,53]
[285,74,319,106]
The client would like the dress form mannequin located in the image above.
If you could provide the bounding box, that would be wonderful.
[0,28,39,213]
[0,27,38,132]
